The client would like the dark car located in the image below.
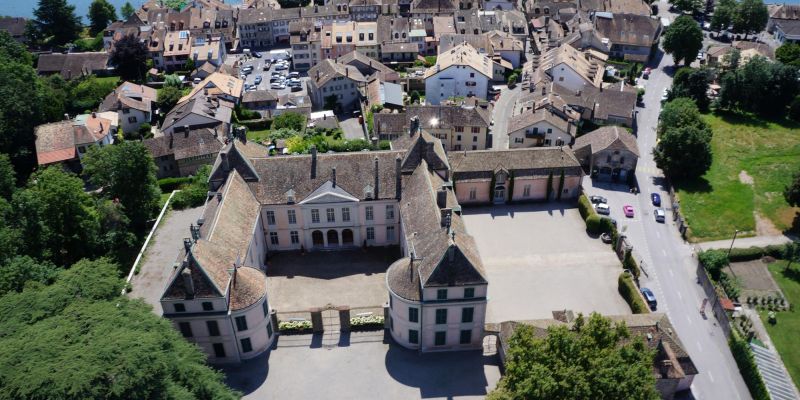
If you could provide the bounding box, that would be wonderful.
[252,51,262,58]
[590,195,607,204]
[641,288,657,310]
[651,193,661,206]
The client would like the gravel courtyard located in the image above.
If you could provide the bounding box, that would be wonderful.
[461,203,631,322]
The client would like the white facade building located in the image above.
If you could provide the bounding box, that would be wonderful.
[424,43,492,105]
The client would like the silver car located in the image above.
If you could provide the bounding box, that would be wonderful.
[654,208,665,223]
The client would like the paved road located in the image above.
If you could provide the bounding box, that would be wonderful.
[488,84,520,150]
[600,31,752,398]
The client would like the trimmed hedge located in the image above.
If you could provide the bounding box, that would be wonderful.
[728,244,789,262]
[578,194,595,220]
[618,273,649,314]
[157,176,191,193]
[623,248,640,280]
[586,214,603,234]
[729,331,770,400]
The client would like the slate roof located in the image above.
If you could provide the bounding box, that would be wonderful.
[448,147,583,180]
[572,125,639,157]
[507,108,573,134]
[36,52,110,79]
[594,13,660,47]
[0,17,27,37]
[308,59,367,87]
[143,127,224,160]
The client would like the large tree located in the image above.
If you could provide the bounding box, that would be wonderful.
[271,112,307,131]
[489,313,659,400]
[157,85,184,116]
[776,42,800,67]
[654,124,713,180]
[669,68,713,111]
[0,154,16,200]
[109,33,148,81]
[662,15,704,66]
[12,168,101,267]
[0,256,58,296]
[657,97,705,135]
[88,0,117,35]
[0,258,241,399]
[669,0,703,14]
[710,0,736,34]
[82,141,161,229]
[120,1,136,19]
[29,0,82,46]
[732,0,768,39]
[718,56,799,118]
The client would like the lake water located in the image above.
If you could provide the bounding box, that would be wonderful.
[0,0,242,21]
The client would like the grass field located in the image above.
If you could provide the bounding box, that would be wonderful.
[246,129,271,143]
[675,112,800,241]
[760,261,800,388]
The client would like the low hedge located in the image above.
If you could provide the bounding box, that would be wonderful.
[278,320,313,335]
[578,194,594,220]
[623,248,640,279]
[728,244,789,262]
[350,315,384,331]
[157,176,191,193]
[618,273,649,314]
[586,214,603,234]
[238,118,272,131]
[729,330,770,400]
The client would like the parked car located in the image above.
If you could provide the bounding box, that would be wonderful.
[288,72,300,79]
[642,67,651,79]
[290,85,303,92]
[594,203,610,215]
[254,75,262,85]
[623,205,634,218]
[270,82,286,90]
[600,233,613,243]
[651,193,661,206]
[641,288,657,310]
[252,51,262,58]
[590,195,607,204]
[654,208,666,223]
[697,51,705,60]
[274,63,288,71]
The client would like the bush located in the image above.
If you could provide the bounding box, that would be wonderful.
[720,271,742,300]
[728,246,765,262]
[699,250,729,280]
[578,194,595,220]
[157,176,191,193]
[598,217,615,235]
[618,273,649,314]
[585,214,603,234]
[138,123,152,138]
[623,249,640,280]
[350,315,384,331]
[235,105,261,121]
[278,319,313,335]
[272,112,306,131]
[378,140,391,150]
[170,166,210,210]
[729,331,770,400]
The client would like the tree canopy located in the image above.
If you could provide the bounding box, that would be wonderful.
[654,119,713,180]
[82,141,161,230]
[121,1,136,19]
[776,42,800,67]
[272,112,307,131]
[732,0,768,39]
[158,85,184,117]
[669,0,703,14]
[29,0,83,46]
[109,33,149,81]
[786,170,800,208]
[710,0,736,33]
[717,56,799,118]
[0,258,241,400]
[657,97,706,135]
[489,313,659,400]
[669,68,713,111]
[662,15,703,66]
[0,256,58,297]
[88,0,117,35]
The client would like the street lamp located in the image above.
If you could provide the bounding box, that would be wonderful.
[726,229,740,258]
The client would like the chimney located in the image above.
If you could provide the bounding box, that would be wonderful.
[216,192,222,202]
[220,151,229,171]
[436,187,447,208]
[184,125,190,138]
[181,268,195,297]
[310,145,317,179]
[346,67,349,77]
[395,156,402,199]
[64,113,70,120]
[332,167,337,188]
[440,208,452,228]
[374,156,379,199]
[169,131,174,148]
[183,237,192,252]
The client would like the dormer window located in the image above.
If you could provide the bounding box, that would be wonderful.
[364,184,374,199]
[286,189,296,204]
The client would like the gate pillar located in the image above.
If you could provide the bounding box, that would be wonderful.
[338,306,351,332]
[310,308,324,333]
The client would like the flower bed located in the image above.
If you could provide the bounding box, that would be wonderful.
[278,320,313,335]
[350,315,384,331]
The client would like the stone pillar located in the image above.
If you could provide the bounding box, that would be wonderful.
[338,306,351,332]
[310,308,324,333]
[383,303,391,329]
[270,310,279,335]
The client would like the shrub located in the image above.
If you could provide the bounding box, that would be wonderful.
[598,217,615,235]
[157,176,192,193]
[720,271,742,300]
[278,319,313,335]
[170,166,211,210]
[728,246,765,262]
[585,214,603,234]
[578,194,595,220]
[729,330,770,400]
[235,105,261,121]
[138,123,152,138]
[378,140,391,150]
[238,118,272,131]
[618,273,649,314]
[350,315,384,331]
[699,250,729,280]
[623,249,640,280]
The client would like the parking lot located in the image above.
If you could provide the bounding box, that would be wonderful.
[228,50,310,101]
[461,203,631,323]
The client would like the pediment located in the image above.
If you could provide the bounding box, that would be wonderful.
[299,181,359,204]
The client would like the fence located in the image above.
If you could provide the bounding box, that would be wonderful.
[666,183,689,239]
[695,259,733,339]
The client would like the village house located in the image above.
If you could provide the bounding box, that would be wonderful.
[523,80,637,127]
[0,16,28,43]
[289,19,322,71]
[99,81,158,134]
[36,52,112,80]
[320,21,380,60]
[572,125,639,181]
[163,30,192,71]
[768,4,800,43]
[179,72,244,105]
[307,59,367,111]
[507,108,576,148]
[379,103,491,149]
[593,12,661,62]
[189,35,227,69]
[525,44,606,94]
[161,94,234,136]
[34,112,117,169]
[705,41,775,67]
[367,78,405,110]
[425,43,494,105]
[143,127,224,178]
[338,50,401,83]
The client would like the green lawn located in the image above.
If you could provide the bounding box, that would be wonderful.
[760,261,800,388]
[675,112,800,241]
[246,129,271,144]
[158,192,172,209]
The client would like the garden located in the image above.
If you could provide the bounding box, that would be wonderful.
[759,260,800,388]
[676,112,800,241]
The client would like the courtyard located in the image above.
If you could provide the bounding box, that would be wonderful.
[266,248,400,313]
[461,203,631,323]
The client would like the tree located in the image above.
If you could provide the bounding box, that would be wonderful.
[732,0,768,39]
[109,33,148,81]
[0,258,241,400]
[711,0,736,34]
[0,256,58,296]
[662,16,703,66]
[88,0,117,35]
[489,313,659,400]
[718,56,799,118]
[163,73,183,88]
[66,74,119,114]
[783,241,800,271]
[409,90,421,104]
[272,112,307,131]
[507,72,518,87]
[157,86,184,116]
[669,68,713,111]
[184,57,195,71]
[657,97,705,135]
[0,154,16,200]
[785,170,800,207]
[790,96,800,122]
[12,168,101,266]
[120,1,136,19]
[82,141,161,230]
[669,0,703,14]
[776,42,800,67]
[29,0,82,46]
[699,250,729,280]
[654,124,713,181]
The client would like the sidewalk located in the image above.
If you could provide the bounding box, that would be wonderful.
[697,235,795,252]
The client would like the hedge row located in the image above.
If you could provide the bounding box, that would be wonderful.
[623,248,640,280]
[238,119,272,131]
[157,176,192,193]
[729,331,770,400]
[728,244,790,262]
[578,194,594,220]
[618,273,649,314]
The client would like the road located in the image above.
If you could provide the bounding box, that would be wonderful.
[488,83,520,150]
[584,28,753,399]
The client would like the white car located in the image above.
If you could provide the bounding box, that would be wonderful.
[594,203,610,215]
[274,64,288,71]
[270,82,286,90]
[660,88,669,103]
[288,72,300,78]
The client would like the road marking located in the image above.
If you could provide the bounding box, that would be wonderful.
[677,291,682,300]
[697,341,703,352]
[708,371,714,382]
[661,249,667,256]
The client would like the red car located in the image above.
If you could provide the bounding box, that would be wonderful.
[623,205,635,218]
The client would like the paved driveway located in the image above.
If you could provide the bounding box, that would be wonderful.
[225,333,501,400]
[128,206,204,312]
[461,203,631,323]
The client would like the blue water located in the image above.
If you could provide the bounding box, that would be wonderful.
[0,0,241,21]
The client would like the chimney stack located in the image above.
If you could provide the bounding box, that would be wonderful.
[440,207,452,227]
[310,145,317,179]
[169,131,174,148]
[181,268,195,297]
[220,151,229,171]
[184,125,190,138]
[332,167,337,188]
[183,237,192,252]
[374,156,379,198]
[436,187,447,209]
[395,156,402,199]
[91,111,97,118]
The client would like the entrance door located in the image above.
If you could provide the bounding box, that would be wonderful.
[494,186,505,203]
[312,230,324,247]
[342,229,354,245]
[327,230,339,246]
